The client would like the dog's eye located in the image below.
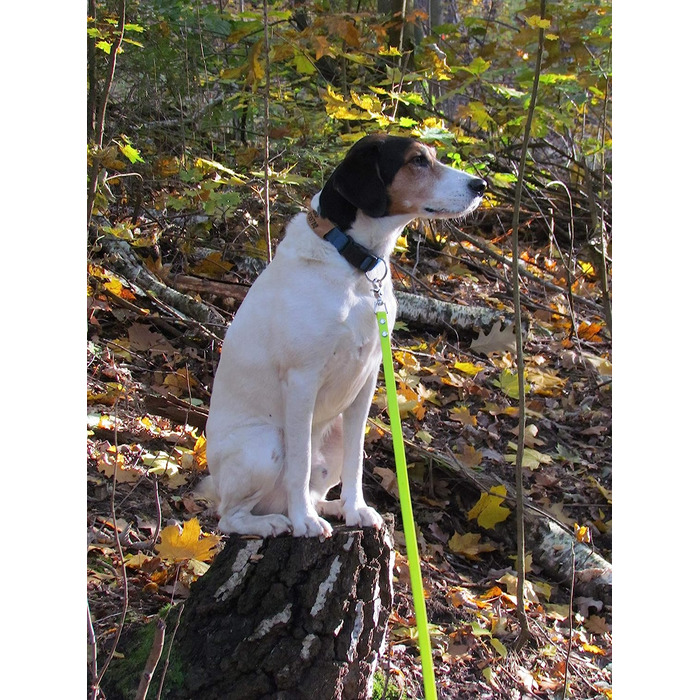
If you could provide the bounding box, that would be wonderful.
[411,154,429,167]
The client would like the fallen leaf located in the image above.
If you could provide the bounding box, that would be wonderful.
[467,485,511,529]
[449,405,477,426]
[489,637,508,658]
[155,518,221,563]
[128,323,175,354]
[585,615,611,635]
[448,532,497,560]
[505,443,553,469]
[453,361,485,376]
[96,446,143,483]
[374,466,399,497]
[470,323,516,355]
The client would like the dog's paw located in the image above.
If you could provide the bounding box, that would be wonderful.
[291,513,333,539]
[218,513,291,538]
[315,498,344,519]
[344,505,383,530]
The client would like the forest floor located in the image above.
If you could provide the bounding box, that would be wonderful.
[88,190,612,699]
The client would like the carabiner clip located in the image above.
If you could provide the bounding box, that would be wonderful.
[366,257,388,311]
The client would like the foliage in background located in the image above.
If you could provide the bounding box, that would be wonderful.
[88,0,611,255]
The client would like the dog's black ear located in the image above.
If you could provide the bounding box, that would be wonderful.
[329,135,388,218]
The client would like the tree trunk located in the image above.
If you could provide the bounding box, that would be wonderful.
[168,519,395,700]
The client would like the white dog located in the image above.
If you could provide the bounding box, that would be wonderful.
[203,134,486,538]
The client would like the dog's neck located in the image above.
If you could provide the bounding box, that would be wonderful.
[309,192,411,262]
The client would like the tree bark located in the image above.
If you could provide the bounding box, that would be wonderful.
[168,519,395,700]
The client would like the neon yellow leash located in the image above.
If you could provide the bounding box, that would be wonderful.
[372,275,437,700]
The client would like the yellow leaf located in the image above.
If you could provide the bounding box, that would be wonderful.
[574,523,592,544]
[96,446,143,483]
[155,518,221,563]
[448,532,497,561]
[394,350,421,372]
[192,252,233,278]
[453,361,484,376]
[193,434,208,470]
[468,485,511,529]
[581,642,606,656]
[396,384,425,420]
[527,368,567,397]
[505,444,553,470]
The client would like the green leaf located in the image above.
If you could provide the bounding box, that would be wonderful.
[119,142,145,164]
[293,52,315,75]
[96,40,111,54]
[489,637,508,658]
[466,56,491,75]
[494,369,527,399]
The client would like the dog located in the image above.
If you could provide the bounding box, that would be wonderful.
[203,134,486,538]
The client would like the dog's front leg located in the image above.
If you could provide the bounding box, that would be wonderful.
[283,368,334,538]
[340,372,384,530]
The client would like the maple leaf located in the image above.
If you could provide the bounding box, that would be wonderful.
[449,405,476,426]
[453,444,482,469]
[448,532,497,560]
[155,518,221,563]
[468,485,511,529]
[97,446,143,483]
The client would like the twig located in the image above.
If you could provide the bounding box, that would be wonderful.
[512,0,547,652]
[87,602,98,689]
[135,618,166,700]
[92,394,130,699]
[88,0,127,227]
[563,540,576,697]
[263,0,273,264]
[155,568,185,700]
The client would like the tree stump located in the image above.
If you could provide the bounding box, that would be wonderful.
[168,517,395,700]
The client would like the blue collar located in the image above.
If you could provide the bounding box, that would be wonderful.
[307,209,382,273]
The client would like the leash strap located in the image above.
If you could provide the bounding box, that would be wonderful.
[374,292,438,700]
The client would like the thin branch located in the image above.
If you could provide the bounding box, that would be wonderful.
[88,0,127,228]
[512,0,547,652]
[92,394,130,698]
[135,618,166,700]
[263,0,272,264]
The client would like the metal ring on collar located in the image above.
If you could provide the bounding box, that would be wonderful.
[365,257,388,286]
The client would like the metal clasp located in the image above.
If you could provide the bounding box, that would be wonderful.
[366,258,388,311]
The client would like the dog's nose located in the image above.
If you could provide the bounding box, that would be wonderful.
[468,178,488,197]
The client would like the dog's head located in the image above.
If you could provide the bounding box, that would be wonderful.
[318,134,487,231]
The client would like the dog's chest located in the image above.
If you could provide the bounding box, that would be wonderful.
[314,295,384,418]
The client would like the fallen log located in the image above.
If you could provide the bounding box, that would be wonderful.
[98,235,226,331]
[395,290,516,339]
[404,437,612,606]
[166,520,395,700]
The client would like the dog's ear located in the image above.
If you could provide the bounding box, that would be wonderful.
[330,135,388,218]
